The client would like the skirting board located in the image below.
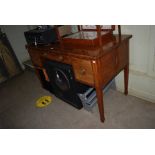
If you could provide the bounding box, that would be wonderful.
[115,70,155,103]
[116,87,155,103]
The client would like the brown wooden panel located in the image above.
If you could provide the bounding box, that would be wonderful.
[116,41,129,71]
[99,51,116,86]
[72,58,94,85]
[28,49,43,67]
[62,32,114,49]
[42,52,71,64]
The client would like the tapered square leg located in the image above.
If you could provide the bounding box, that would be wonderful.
[124,64,129,95]
[96,88,105,122]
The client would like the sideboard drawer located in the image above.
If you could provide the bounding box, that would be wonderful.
[72,58,94,85]
[42,52,70,64]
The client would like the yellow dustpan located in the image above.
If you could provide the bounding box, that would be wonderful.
[35,96,52,108]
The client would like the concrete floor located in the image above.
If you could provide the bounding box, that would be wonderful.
[0,70,155,129]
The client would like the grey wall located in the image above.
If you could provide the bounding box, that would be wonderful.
[0,25,35,69]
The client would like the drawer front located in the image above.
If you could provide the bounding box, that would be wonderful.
[72,58,94,85]
[42,52,70,64]
[29,50,43,67]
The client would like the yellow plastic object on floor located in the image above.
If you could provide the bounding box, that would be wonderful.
[36,96,52,108]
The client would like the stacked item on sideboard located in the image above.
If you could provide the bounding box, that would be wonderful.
[78,79,114,111]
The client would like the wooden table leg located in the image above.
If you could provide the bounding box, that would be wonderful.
[124,64,129,95]
[96,87,105,122]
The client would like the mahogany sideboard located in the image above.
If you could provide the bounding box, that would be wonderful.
[26,34,132,123]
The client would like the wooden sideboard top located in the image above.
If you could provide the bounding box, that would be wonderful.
[26,35,132,60]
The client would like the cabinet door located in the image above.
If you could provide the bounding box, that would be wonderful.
[100,51,116,86]
[116,40,129,71]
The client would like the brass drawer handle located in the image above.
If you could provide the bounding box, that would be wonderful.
[43,53,47,56]
[80,68,86,75]
[58,55,64,61]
